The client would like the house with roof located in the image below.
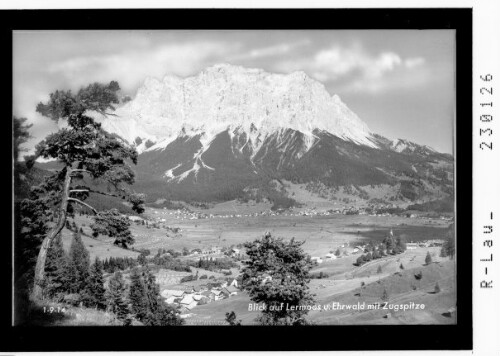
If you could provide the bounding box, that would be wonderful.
[228,278,238,287]
[218,280,228,288]
[184,300,198,310]
[406,243,418,250]
[311,257,323,264]
[212,289,224,301]
[180,294,195,305]
[164,296,177,304]
[226,285,238,296]
[325,253,337,259]
[192,294,204,302]
[161,289,185,299]
[220,288,231,298]
[201,290,215,301]
[196,295,211,305]
[210,246,222,254]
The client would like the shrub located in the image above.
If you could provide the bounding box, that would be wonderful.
[425,252,433,265]
[200,274,208,280]
[180,275,196,283]
[311,272,330,279]
[355,255,365,266]
[434,282,441,293]
[381,288,389,301]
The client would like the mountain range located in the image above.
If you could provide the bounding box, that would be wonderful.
[68,64,454,205]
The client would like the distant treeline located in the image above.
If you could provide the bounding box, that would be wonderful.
[355,234,407,266]
[190,257,238,272]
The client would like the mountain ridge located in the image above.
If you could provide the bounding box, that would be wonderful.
[51,64,453,205]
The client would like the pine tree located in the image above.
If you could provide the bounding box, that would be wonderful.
[399,263,404,270]
[395,235,407,252]
[106,271,131,325]
[425,251,433,265]
[377,265,382,274]
[143,267,160,317]
[82,257,106,309]
[68,231,90,293]
[138,252,147,266]
[441,228,455,259]
[44,234,69,299]
[141,268,183,326]
[383,235,395,254]
[29,81,146,299]
[129,267,147,321]
[382,288,389,301]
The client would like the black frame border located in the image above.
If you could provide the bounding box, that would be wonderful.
[1,8,472,352]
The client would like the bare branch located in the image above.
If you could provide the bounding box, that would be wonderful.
[69,189,89,193]
[67,197,98,214]
[88,189,121,198]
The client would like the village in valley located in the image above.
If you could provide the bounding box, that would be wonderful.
[61,194,455,325]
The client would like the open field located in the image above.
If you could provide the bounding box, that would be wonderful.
[71,201,451,258]
[60,227,139,261]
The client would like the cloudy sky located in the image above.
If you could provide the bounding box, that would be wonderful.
[13,30,455,154]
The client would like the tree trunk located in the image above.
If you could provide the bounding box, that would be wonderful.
[32,168,72,300]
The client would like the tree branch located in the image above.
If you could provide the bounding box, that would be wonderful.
[69,189,89,193]
[70,187,122,198]
[67,197,98,214]
[89,189,121,198]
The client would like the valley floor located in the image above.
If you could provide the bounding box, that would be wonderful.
[59,201,455,326]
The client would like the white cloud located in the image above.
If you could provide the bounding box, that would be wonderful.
[47,41,238,94]
[237,39,310,60]
[404,57,426,69]
[274,44,426,93]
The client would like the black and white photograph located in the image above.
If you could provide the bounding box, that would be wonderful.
[12,27,460,328]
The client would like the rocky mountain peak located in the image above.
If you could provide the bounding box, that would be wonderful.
[97,64,377,153]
